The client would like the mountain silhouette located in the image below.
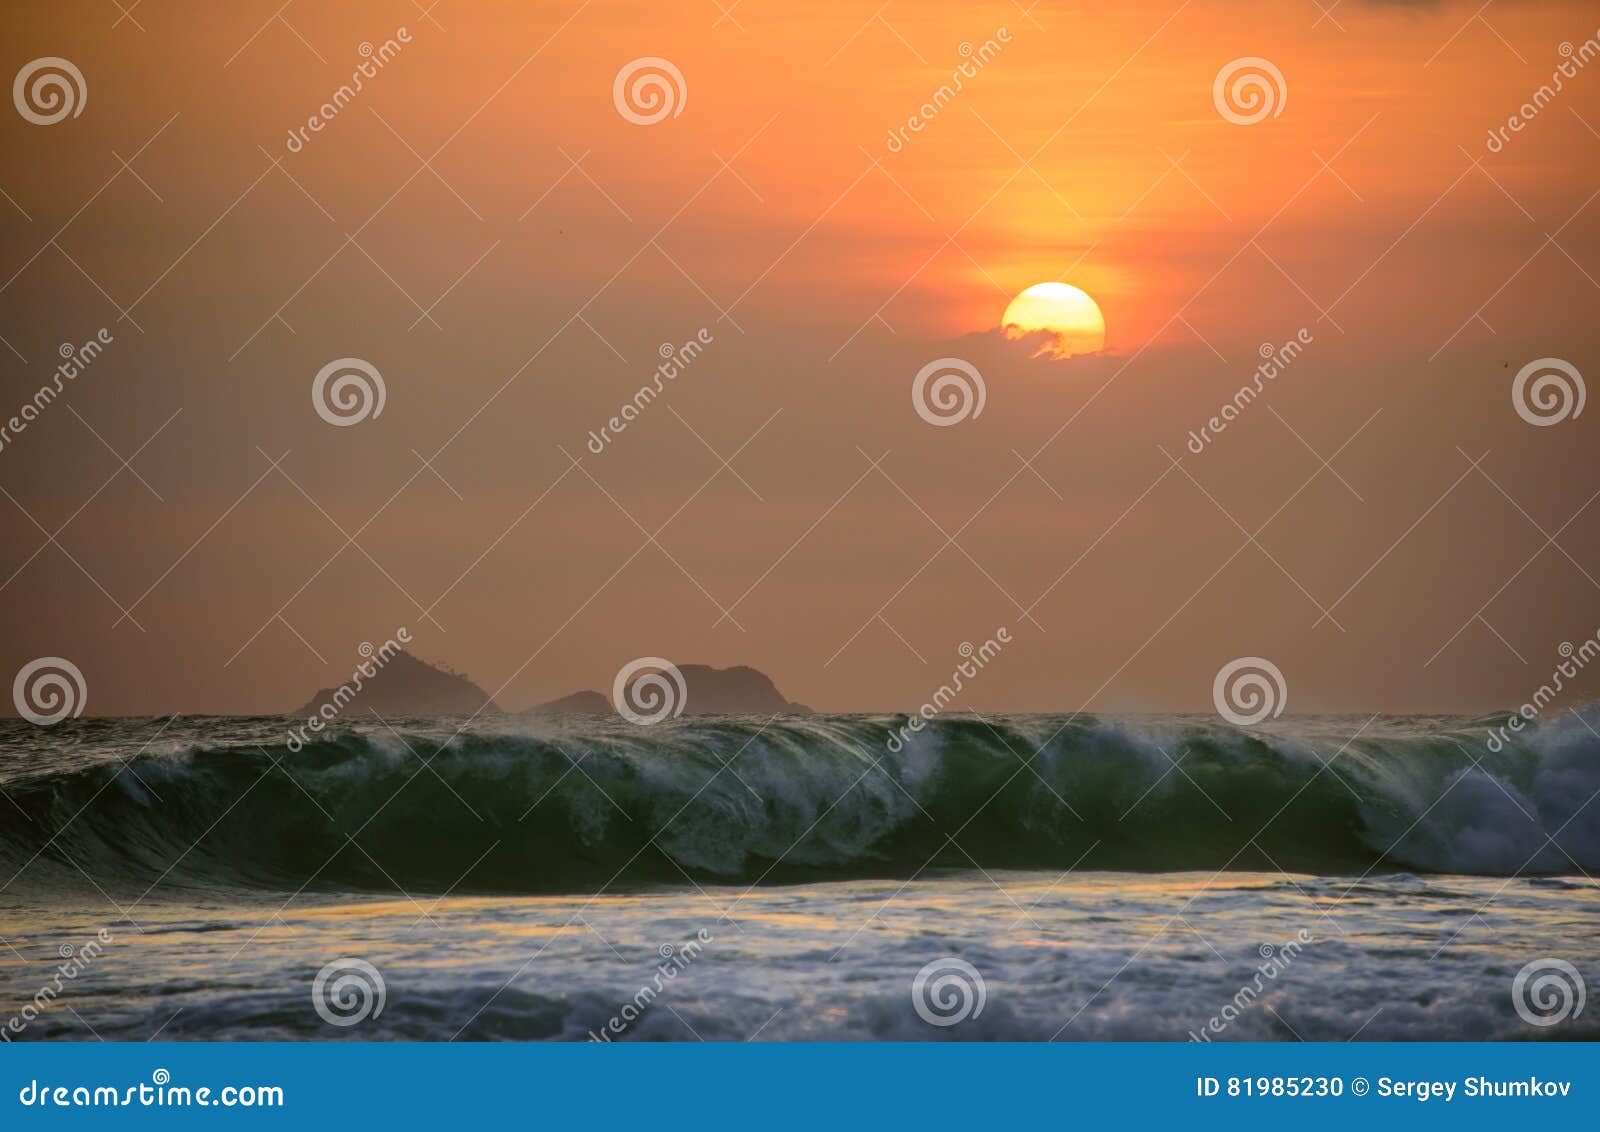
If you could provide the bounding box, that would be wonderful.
[292,650,500,718]
[292,655,808,717]
[669,664,811,714]
[524,689,612,714]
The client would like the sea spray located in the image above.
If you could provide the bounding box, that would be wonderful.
[1485,629,1600,751]
[886,628,1011,752]
[4,710,1597,893]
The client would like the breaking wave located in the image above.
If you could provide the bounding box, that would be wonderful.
[2,708,1597,894]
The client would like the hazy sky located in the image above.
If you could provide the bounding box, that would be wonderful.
[2,0,1598,715]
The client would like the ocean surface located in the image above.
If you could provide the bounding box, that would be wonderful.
[2,709,1597,1041]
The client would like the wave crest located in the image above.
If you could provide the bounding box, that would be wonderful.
[3,710,1596,893]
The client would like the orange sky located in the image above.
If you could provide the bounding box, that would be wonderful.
[2,0,1598,714]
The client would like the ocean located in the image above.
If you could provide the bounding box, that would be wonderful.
[2,710,1597,1041]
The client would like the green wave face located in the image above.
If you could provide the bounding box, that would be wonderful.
[2,710,1596,894]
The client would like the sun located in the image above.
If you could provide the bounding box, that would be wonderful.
[1001,282,1106,358]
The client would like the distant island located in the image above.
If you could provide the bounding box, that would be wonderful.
[289,653,810,718]
[662,664,811,715]
[293,649,501,718]
[524,689,611,714]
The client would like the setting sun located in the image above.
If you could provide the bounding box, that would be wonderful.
[1001,282,1107,358]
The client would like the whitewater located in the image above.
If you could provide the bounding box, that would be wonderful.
[2,709,1596,1039]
